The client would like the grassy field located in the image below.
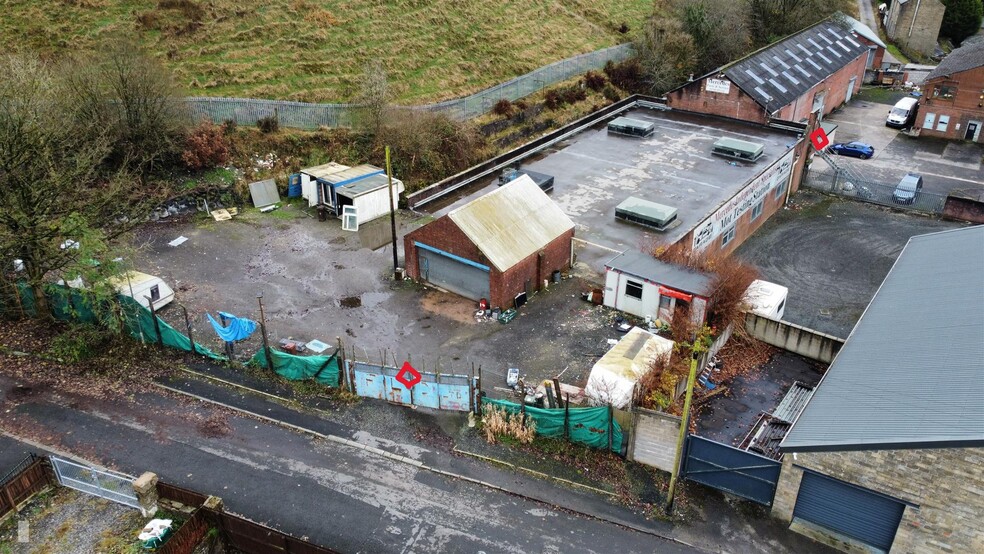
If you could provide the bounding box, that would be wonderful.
[4,0,651,103]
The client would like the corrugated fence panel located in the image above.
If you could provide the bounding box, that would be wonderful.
[350,361,474,412]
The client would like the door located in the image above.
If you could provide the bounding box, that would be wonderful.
[418,246,490,301]
[846,77,856,103]
[793,472,906,553]
[966,121,981,141]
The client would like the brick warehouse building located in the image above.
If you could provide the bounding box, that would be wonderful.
[772,227,984,554]
[917,39,984,142]
[404,175,575,308]
[666,16,869,125]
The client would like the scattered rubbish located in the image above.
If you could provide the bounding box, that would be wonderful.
[249,178,280,208]
[305,339,330,354]
[139,519,173,549]
[259,204,279,213]
[211,207,238,221]
[498,308,517,324]
[506,367,520,388]
[168,236,188,247]
[606,338,619,346]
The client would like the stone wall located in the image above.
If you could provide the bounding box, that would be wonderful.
[886,0,946,57]
[772,447,984,553]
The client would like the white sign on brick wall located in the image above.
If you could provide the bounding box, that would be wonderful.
[706,78,732,94]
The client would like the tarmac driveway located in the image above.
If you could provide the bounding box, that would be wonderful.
[822,95,984,198]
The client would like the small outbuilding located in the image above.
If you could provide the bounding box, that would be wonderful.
[403,174,575,307]
[603,250,713,326]
[295,163,404,225]
[584,327,674,408]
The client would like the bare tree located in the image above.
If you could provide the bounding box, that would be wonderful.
[745,0,854,45]
[634,17,698,95]
[671,0,752,73]
[357,61,390,134]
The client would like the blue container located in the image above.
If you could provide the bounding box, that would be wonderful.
[287,174,302,198]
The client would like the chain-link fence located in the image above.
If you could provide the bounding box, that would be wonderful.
[184,43,633,129]
[802,168,946,214]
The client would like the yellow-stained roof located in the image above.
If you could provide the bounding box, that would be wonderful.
[301,162,350,180]
[106,271,158,288]
[593,327,674,381]
[448,174,574,272]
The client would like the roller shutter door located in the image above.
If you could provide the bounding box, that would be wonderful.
[793,472,905,553]
[418,246,490,301]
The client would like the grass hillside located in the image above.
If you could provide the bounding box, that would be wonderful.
[4,0,650,103]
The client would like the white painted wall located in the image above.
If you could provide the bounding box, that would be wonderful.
[347,180,406,224]
[603,270,659,319]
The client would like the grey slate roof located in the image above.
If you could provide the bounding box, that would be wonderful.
[719,19,869,111]
[782,227,984,452]
[605,250,713,296]
[925,39,984,81]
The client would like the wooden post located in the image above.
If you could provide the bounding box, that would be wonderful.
[146,296,164,347]
[608,403,614,452]
[2,482,16,514]
[564,393,570,441]
[336,337,345,390]
[477,365,483,415]
[385,146,400,280]
[520,402,526,427]
[469,363,475,413]
[257,294,274,371]
[436,372,441,410]
[666,351,701,514]
[181,304,195,355]
[552,378,563,407]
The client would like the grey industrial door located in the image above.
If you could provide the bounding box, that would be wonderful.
[793,472,905,552]
[418,247,490,301]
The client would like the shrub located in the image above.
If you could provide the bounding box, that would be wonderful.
[182,120,230,170]
[513,99,529,111]
[48,324,113,363]
[560,85,587,104]
[492,98,514,117]
[584,70,607,91]
[220,119,237,135]
[604,58,646,94]
[544,88,564,110]
[482,405,536,444]
[618,22,630,34]
[256,114,279,134]
[602,84,622,102]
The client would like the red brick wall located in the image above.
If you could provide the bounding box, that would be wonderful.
[669,54,867,125]
[665,78,769,124]
[403,215,487,280]
[918,68,984,141]
[489,228,574,309]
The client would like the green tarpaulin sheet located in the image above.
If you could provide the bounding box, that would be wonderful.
[484,398,623,453]
[250,347,339,388]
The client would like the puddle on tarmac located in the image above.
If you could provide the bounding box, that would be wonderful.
[339,296,362,308]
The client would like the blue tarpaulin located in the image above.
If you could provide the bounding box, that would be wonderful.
[206,311,257,342]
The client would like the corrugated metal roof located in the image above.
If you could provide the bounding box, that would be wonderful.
[839,13,886,48]
[300,162,349,180]
[722,19,868,111]
[605,251,713,296]
[925,39,984,81]
[782,226,984,452]
[593,327,674,381]
[772,382,815,423]
[335,174,404,199]
[448,174,575,272]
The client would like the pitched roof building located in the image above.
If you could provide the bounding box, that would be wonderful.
[918,39,984,142]
[771,226,984,554]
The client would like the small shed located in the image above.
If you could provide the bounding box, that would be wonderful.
[584,327,674,408]
[296,163,404,225]
[403,174,575,307]
[604,250,713,326]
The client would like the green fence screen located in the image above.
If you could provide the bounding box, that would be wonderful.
[250,347,340,388]
[484,398,623,453]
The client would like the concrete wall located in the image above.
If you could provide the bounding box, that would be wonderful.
[744,313,845,363]
[772,447,984,554]
[918,67,984,142]
[628,408,681,473]
[943,195,984,223]
[886,0,946,57]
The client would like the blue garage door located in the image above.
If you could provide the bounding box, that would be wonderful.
[417,244,490,301]
[793,471,905,553]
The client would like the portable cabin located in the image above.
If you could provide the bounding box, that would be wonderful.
[107,271,175,311]
[607,117,656,138]
[296,163,403,225]
[711,137,765,162]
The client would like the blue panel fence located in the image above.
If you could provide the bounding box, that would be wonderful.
[347,360,477,412]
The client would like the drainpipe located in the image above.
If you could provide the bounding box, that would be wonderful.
[907,0,922,48]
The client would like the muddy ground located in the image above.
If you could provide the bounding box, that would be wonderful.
[132,205,628,393]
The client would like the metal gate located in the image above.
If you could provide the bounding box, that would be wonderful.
[793,471,905,552]
[50,456,140,509]
[417,244,490,301]
[683,436,782,506]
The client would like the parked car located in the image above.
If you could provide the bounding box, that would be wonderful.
[829,141,875,159]
[893,173,923,204]
[886,97,919,129]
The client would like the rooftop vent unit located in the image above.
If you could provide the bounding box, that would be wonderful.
[712,137,765,162]
[498,168,554,192]
[615,197,678,231]
[607,117,655,138]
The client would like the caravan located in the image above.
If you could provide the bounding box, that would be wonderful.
[109,271,175,311]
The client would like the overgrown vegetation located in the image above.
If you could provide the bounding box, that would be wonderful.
[1,0,654,103]
[940,0,983,46]
[183,120,231,170]
[482,404,536,445]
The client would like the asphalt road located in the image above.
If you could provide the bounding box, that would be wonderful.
[1,392,697,554]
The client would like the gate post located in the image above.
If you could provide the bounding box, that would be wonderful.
[132,472,159,517]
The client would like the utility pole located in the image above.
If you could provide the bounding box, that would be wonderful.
[666,350,701,514]
[385,146,399,280]
[257,293,274,370]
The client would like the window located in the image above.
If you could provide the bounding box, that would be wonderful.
[625,280,643,300]
[923,113,936,129]
[659,296,672,309]
[149,285,160,302]
[721,225,737,247]
[751,200,764,220]
[936,115,950,132]
[934,85,957,99]
[774,181,787,200]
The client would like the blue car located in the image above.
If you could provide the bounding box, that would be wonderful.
[829,141,875,159]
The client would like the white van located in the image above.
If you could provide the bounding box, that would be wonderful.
[108,271,175,311]
[886,97,919,129]
[744,280,789,320]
